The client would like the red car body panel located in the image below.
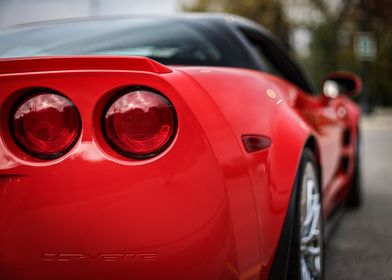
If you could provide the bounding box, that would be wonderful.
[0,56,360,279]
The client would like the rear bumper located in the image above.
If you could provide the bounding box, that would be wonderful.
[0,137,233,280]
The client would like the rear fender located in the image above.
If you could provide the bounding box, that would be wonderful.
[175,67,312,275]
[163,68,264,278]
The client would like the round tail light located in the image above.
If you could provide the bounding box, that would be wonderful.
[102,88,177,159]
[11,90,81,159]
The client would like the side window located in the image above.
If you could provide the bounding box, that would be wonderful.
[240,28,315,94]
[246,36,285,78]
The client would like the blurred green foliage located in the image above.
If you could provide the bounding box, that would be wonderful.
[182,0,290,46]
[298,0,356,91]
[304,22,340,90]
[182,0,392,106]
[368,0,392,105]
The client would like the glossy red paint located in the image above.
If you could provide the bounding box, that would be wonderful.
[0,56,361,280]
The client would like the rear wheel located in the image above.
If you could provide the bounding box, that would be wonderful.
[288,149,325,280]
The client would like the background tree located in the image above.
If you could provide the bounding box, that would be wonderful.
[288,0,358,90]
[182,0,290,47]
[182,0,392,106]
[367,0,392,105]
[182,0,357,89]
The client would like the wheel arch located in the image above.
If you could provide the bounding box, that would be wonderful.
[268,136,322,280]
[304,135,322,191]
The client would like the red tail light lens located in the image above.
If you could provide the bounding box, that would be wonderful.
[103,89,177,159]
[11,91,81,159]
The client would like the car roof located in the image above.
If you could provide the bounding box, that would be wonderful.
[0,13,270,35]
[0,13,279,55]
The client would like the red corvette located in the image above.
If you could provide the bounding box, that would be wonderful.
[0,14,362,280]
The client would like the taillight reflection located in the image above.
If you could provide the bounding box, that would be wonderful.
[102,89,177,159]
[11,91,81,159]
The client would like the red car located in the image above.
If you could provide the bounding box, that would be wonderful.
[0,14,362,280]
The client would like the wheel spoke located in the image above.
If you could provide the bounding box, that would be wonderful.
[299,162,323,280]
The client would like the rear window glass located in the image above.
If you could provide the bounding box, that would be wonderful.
[0,18,238,67]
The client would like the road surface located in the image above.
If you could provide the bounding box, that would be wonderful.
[326,109,392,279]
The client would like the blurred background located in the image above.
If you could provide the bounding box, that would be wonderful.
[1,0,391,279]
[1,0,391,110]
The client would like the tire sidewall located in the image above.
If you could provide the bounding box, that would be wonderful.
[288,148,325,280]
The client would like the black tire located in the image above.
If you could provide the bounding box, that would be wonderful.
[347,131,362,208]
[287,148,325,280]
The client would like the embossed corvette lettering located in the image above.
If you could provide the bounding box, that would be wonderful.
[42,253,159,262]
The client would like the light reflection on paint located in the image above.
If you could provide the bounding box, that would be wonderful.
[0,139,19,170]
[224,16,235,23]
[299,121,309,131]
[73,141,104,162]
[266,89,277,99]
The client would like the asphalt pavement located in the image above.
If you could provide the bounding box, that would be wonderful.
[326,109,392,280]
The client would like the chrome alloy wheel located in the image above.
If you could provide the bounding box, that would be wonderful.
[299,162,323,280]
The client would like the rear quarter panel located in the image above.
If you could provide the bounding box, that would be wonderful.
[174,67,312,276]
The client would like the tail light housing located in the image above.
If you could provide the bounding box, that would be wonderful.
[102,88,177,159]
[10,89,81,159]
[242,135,271,153]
